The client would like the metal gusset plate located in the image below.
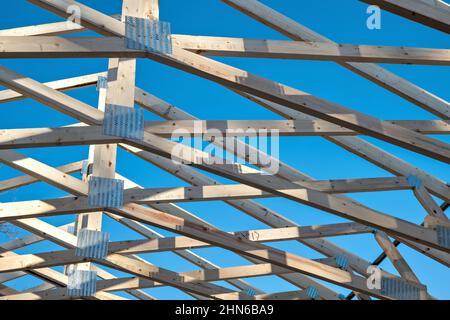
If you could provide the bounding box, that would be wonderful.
[103,104,144,141]
[243,288,256,297]
[67,268,97,297]
[381,278,422,300]
[96,76,107,91]
[124,16,172,54]
[305,286,319,299]
[88,176,124,208]
[436,225,450,249]
[75,228,110,259]
[335,255,350,270]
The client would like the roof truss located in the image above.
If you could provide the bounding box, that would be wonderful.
[0,0,448,300]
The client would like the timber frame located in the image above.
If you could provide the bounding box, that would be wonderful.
[0,0,448,300]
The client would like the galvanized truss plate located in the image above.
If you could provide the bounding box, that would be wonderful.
[381,278,421,300]
[124,16,172,55]
[335,255,349,270]
[88,176,124,208]
[436,225,450,249]
[75,228,110,259]
[81,159,90,177]
[96,76,108,91]
[67,225,76,235]
[103,104,145,141]
[305,286,319,299]
[67,268,97,297]
[243,288,256,297]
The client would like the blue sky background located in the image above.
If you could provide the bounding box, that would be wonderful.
[0,0,449,299]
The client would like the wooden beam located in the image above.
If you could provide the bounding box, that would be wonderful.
[412,184,449,220]
[1,35,450,66]
[0,66,103,124]
[1,215,372,248]
[1,120,449,149]
[374,231,421,283]
[0,152,232,299]
[2,120,449,149]
[173,35,450,65]
[0,161,83,192]
[0,36,146,59]
[0,73,103,104]
[70,0,141,285]
[0,21,84,36]
[0,181,414,217]
[0,14,122,36]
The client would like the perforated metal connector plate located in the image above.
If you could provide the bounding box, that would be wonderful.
[88,176,124,208]
[381,278,421,300]
[67,268,97,297]
[81,160,90,177]
[96,76,107,91]
[243,288,256,297]
[124,16,172,55]
[305,286,319,299]
[103,104,144,141]
[436,225,450,249]
[335,255,349,270]
[75,228,110,259]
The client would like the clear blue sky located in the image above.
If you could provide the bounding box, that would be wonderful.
[0,0,449,299]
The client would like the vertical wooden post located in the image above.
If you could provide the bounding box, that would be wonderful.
[72,0,151,275]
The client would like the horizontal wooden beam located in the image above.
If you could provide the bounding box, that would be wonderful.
[0,181,413,220]
[0,36,145,59]
[1,120,449,150]
[173,35,450,65]
[1,35,450,66]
